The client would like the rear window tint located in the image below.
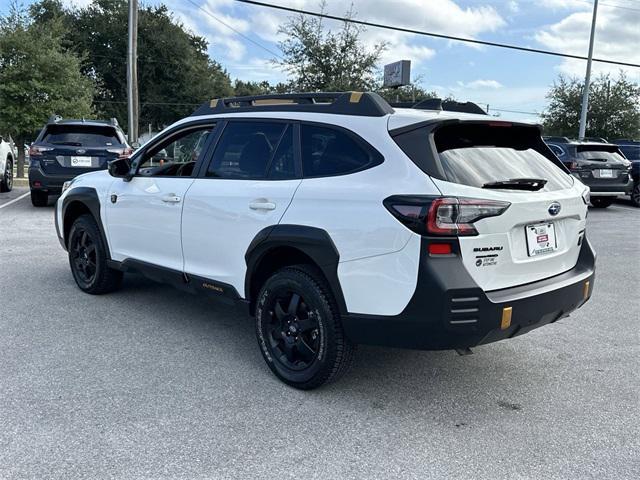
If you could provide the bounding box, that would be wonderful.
[301,125,382,177]
[43,125,121,147]
[576,147,627,164]
[433,124,572,191]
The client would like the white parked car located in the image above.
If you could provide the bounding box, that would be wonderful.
[55,92,596,389]
[0,134,14,192]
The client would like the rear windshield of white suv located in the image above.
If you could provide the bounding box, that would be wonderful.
[43,125,121,147]
[434,123,573,192]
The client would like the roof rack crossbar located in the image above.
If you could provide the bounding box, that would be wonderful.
[191,91,394,117]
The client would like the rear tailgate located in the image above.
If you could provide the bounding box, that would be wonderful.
[35,124,124,175]
[428,122,587,292]
[574,145,630,186]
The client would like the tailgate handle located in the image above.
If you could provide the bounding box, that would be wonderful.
[161,194,181,204]
[249,201,276,211]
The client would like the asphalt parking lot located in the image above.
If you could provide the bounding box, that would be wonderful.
[0,186,638,479]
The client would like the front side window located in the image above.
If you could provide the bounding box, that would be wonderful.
[206,122,288,179]
[301,125,381,177]
[138,126,213,177]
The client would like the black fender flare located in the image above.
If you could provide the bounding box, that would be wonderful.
[244,224,348,315]
[60,187,110,257]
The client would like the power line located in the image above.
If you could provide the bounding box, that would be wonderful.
[235,0,640,68]
[183,0,284,61]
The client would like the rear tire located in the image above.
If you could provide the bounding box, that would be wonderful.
[0,158,12,192]
[631,182,640,208]
[30,190,48,207]
[255,265,356,390]
[590,197,614,208]
[68,214,122,294]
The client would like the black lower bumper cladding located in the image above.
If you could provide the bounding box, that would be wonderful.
[343,238,596,350]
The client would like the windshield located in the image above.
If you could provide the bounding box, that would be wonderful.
[439,147,574,191]
[43,125,121,147]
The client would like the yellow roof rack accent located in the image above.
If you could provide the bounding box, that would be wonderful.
[349,92,363,103]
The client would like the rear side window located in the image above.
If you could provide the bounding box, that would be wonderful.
[207,121,288,179]
[432,124,573,191]
[42,125,121,147]
[301,124,382,177]
[548,144,566,157]
[618,145,640,161]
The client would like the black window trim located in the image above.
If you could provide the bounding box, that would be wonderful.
[129,119,219,179]
[298,120,384,179]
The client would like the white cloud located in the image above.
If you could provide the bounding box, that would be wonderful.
[457,79,504,89]
[534,3,640,78]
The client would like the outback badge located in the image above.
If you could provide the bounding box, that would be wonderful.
[548,202,561,216]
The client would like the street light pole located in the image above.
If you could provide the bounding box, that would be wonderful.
[127,0,139,145]
[578,0,598,141]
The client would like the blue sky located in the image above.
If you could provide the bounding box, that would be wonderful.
[1,0,639,122]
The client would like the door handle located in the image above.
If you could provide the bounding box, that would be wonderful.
[249,201,276,211]
[161,194,181,203]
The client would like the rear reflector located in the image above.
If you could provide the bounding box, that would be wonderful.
[583,281,590,300]
[501,307,512,330]
[428,243,452,255]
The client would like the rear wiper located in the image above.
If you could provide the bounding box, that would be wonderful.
[51,141,82,146]
[482,178,548,191]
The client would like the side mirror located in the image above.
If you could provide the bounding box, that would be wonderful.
[108,157,132,179]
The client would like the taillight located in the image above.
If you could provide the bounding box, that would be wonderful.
[568,161,578,170]
[107,147,133,159]
[384,196,510,236]
[28,145,53,156]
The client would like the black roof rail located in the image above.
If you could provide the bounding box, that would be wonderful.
[390,98,488,115]
[612,138,640,144]
[543,136,571,143]
[191,91,394,117]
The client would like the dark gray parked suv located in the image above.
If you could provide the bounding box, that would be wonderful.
[29,117,130,206]
[545,139,633,208]
[613,139,640,207]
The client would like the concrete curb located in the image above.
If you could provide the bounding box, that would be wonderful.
[12,177,29,187]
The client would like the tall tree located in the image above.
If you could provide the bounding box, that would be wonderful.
[31,0,234,132]
[542,73,640,140]
[277,1,386,92]
[0,4,95,177]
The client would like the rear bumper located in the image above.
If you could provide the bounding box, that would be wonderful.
[28,166,74,194]
[585,174,633,196]
[342,237,595,350]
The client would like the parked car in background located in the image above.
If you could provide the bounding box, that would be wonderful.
[0,134,14,192]
[545,139,632,208]
[613,139,640,207]
[28,117,130,206]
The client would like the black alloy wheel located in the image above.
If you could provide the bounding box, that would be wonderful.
[255,265,355,390]
[631,182,640,208]
[71,228,98,286]
[266,290,321,371]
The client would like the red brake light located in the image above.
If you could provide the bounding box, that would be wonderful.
[28,145,53,156]
[384,196,510,237]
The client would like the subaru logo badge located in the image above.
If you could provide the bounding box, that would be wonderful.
[76,149,86,154]
[548,202,561,216]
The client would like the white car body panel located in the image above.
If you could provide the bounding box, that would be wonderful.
[0,138,12,177]
[105,176,195,272]
[338,232,421,315]
[182,178,302,296]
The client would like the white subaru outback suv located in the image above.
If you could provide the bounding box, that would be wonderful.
[55,92,595,389]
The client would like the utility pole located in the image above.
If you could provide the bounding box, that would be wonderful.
[578,0,598,140]
[127,0,139,145]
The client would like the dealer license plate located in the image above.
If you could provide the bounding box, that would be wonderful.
[598,169,614,178]
[70,156,92,167]
[526,222,557,257]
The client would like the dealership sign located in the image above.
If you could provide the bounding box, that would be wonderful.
[383,60,411,88]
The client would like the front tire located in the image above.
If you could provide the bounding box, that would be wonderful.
[631,182,640,208]
[255,265,356,390]
[590,197,614,208]
[0,158,12,192]
[30,190,48,207]
[68,214,122,294]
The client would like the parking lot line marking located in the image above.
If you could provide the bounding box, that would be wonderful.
[0,192,30,210]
